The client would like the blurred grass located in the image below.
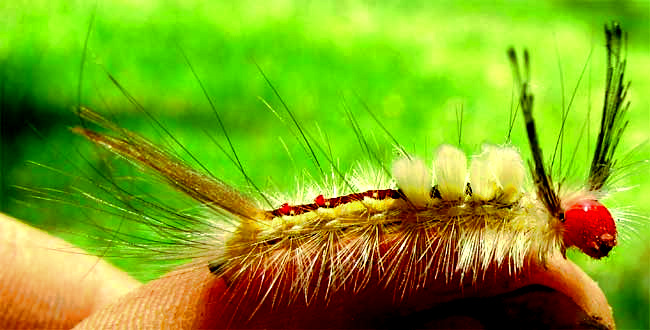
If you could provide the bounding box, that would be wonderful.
[1,1,648,328]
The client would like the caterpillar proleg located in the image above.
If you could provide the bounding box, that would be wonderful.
[41,21,638,328]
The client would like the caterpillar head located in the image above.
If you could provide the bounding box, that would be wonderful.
[509,23,627,261]
[562,199,617,259]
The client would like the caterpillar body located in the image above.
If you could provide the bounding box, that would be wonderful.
[60,22,633,327]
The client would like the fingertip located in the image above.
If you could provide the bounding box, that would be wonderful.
[73,266,228,329]
[527,254,615,329]
[73,252,615,329]
[0,213,140,329]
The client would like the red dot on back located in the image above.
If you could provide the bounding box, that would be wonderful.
[314,195,325,207]
[279,203,291,216]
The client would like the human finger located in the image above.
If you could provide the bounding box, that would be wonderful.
[0,213,140,329]
[73,250,614,329]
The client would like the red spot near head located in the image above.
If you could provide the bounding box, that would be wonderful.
[562,199,617,259]
[279,203,291,216]
[314,195,325,207]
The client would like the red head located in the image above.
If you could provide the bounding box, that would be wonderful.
[562,199,617,259]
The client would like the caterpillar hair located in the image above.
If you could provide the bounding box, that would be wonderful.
[59,22,637,325]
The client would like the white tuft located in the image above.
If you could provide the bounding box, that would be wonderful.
[392,157,432,207]
[469,145,525,203]
[434,144,468,200]
[491,146,525,203]
[469,145,498,201]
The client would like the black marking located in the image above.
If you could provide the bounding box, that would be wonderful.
[263,238,282,246]
[208,261,226,275]
[465,182,473,197]
[431,185,442,199]
[508,48,563,218]
[588,22,630,191]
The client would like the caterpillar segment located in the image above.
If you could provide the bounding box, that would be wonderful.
[217,143,562,296]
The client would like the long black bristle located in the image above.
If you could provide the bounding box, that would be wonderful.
[588,22,630,191]
[508,48,562,218]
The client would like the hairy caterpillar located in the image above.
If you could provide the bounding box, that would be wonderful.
[5,3,647,325]
[23,21,634,328]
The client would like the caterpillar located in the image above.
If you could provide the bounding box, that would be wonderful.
[38,21,636,328]
[7,9,645,327]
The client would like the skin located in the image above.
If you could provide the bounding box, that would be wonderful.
[0,213,139,329]
[0,213,615,329]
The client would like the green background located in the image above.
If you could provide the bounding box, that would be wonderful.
[1,1,648,328]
